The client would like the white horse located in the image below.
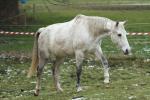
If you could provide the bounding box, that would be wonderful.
[27,14,131,96]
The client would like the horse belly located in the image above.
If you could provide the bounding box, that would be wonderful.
[49,43,74,57]
[49,32,74,57]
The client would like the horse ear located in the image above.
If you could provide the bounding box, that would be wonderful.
[121,20,127,25]
[116,21,119,27]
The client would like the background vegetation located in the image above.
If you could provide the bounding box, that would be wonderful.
[0,0,150,100]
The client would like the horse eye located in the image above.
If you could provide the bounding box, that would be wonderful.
[118,34,122,37]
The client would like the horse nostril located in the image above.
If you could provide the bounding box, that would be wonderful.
[125,49,129,55]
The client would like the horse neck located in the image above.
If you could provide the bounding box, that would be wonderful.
[88,17,114,39]
[104,19,116,32]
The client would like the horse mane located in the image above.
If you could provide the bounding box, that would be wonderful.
[74,14,115,37]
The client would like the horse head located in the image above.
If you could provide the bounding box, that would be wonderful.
[110,21,131,55]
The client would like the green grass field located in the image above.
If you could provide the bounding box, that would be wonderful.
[0,0,150,100]
[0,51,150,100]
[0,34,150,100]
[7,0,149,32]
[0,35,150,58]
[9,9,150,32]
[28,0,150,4]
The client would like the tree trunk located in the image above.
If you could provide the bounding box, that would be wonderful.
[0,0,19,24]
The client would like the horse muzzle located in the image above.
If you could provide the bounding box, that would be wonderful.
[123,48,132,55]
[124,49,129,55]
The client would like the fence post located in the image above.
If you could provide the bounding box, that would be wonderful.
[33,3,36,19]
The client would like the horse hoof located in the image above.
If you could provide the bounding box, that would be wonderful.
[104,80,109,84]
[34,89,39,96]
[34,92,39,96]
[77,87,82,92]
[105,84,110,88]
[104,80,110,88]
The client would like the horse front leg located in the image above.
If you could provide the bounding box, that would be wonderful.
[75,50,84,92]
[52,58,64,92]
[95,46,110,84]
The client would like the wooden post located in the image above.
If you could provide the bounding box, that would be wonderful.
[33,3,36,19]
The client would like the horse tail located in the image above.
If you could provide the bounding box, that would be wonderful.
[27,28,44,78]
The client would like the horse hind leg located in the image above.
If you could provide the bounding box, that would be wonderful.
[52,58,64,92]
[34,53,48,96]
[75,50,84,92]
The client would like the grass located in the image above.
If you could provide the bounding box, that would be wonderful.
[3,0,150,32]
[0,55,150,100]
[0,0,150,100]
[5,10,150,32]
[0,34,150,100]
[0,35,150,58]
[0,25,150,100]
[28,0,150,4]
[0,35,33,54]
[69,0,150,4]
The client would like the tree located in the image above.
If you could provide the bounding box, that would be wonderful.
[0,0,19,24]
